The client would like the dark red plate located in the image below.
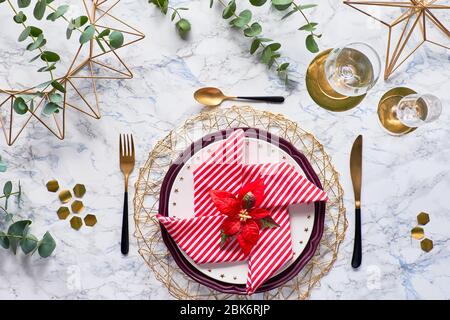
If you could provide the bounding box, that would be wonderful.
[158,127,326,294]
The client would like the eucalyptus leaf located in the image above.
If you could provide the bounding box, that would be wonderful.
[20,234,38,254]
[0,231,9,249]
[18,0,31,8]
[18,26,31,42]
[97,29,110,38]
[40,51,60,62]
[33,0,46,20]
[46,4,69,21]
[305,34,319,53]
[250,38,260,54]
[176,18,191,36]
[298,22,318,32]
[244,22,262,37]
[0,157,7,173]
[230,9,251,28]
[29,26,43,37]
[7,220,31,254]
[4,181,12,196]
[250,0,267,6]
[272,0,292,11]
[42,102,60,116]
[13,97,28,115]
[222,0,236,19]
[26,34,46,51]
[13,11,27,23]
[49,93,63,104]
[79,25,95,44]
[38,232,56,258]
[51,80,66,93]
[109,30,124,48]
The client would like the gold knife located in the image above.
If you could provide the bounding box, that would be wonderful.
[350,135,363,268]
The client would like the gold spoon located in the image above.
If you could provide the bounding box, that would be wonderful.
[194,87,285,107]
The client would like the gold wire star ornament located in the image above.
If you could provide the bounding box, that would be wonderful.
[343,0,449,80]
[0,0,144,146]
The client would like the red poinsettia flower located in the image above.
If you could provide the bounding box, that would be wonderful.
[210,178,280,255]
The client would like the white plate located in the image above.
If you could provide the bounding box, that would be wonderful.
[168,137,315,284]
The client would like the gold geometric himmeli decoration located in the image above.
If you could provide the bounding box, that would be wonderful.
[0,0,144,145]
[344,0,449,80]
[133,106,347,300]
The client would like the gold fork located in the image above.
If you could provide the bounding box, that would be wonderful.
[119,134,135,255]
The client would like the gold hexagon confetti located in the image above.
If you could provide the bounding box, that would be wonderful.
[417,212,430,225]
[70,216,83,230]
[73,184,86,198]
[57,207,70,220]
[46,180,59,192]
[411,227,424,240]
[420,238,433,252]
[84,214,97,227]
[59,190,72,203]
[71,200,84,214]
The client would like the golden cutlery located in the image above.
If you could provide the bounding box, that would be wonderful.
[350,135,363,268]
[119,134,135,255]
[194,87,285,107]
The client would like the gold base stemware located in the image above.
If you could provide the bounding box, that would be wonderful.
[305,49,366,112]
[377,87,417,136]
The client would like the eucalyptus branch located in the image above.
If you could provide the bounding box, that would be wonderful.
[149,0,191,37]
[0,0,125,116]
[278,1,321,53]
[0,181,56,258]
[214,0,290,82]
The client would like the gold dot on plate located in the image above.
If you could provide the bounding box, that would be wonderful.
[174,189,179,193]
[71,200,84,214]
[57,207,70,220]
[73,184,86,198]
[179,177,184,181]
[282,156,287,160]
[59,190,72,203]
[173,202,177,206]
[220,274,225,278]
[307,215,311,219]
[233,276,237,280]
[70,216,83,230]
[299,240,303,244]
[420,238,433,252]
[207,269,212,273]
[417,212,430,225]
[411,226,425,240]
[46,180,59,192]
[186,165,191,170]
[304,227,309,232]
[84,214,97,227]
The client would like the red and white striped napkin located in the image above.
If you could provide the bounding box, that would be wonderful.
[158,129,328,294]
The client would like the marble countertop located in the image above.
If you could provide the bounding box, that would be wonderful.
[0,0,449,299]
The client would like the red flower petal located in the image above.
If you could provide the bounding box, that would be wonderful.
[209,190,240,216]
[238,178,265,208]
[222,217,241,236]
[237,220,260,255]
[249,208,271,220]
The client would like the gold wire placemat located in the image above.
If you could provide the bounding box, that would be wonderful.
[133,106,347,300]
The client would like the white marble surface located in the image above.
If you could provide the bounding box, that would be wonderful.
[0,0,449,300]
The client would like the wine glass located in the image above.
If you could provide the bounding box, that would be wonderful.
[395,94,442,128]
[324,42,381,97]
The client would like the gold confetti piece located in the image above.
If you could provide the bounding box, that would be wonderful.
[46,180,59,193]
[411,226,425,240]
[71,200,84,214]
[70,216,83,230]
[84,214,97,227]
[57,207,70,220]
[420,238,433,253]
[417,212,430,226]
[59,190,72,203]
[73,184,86,198]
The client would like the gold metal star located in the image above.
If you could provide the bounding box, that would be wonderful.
[0,0,144,145]
[344,0,449,80]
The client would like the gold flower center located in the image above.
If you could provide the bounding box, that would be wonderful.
[239,210,252,222]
